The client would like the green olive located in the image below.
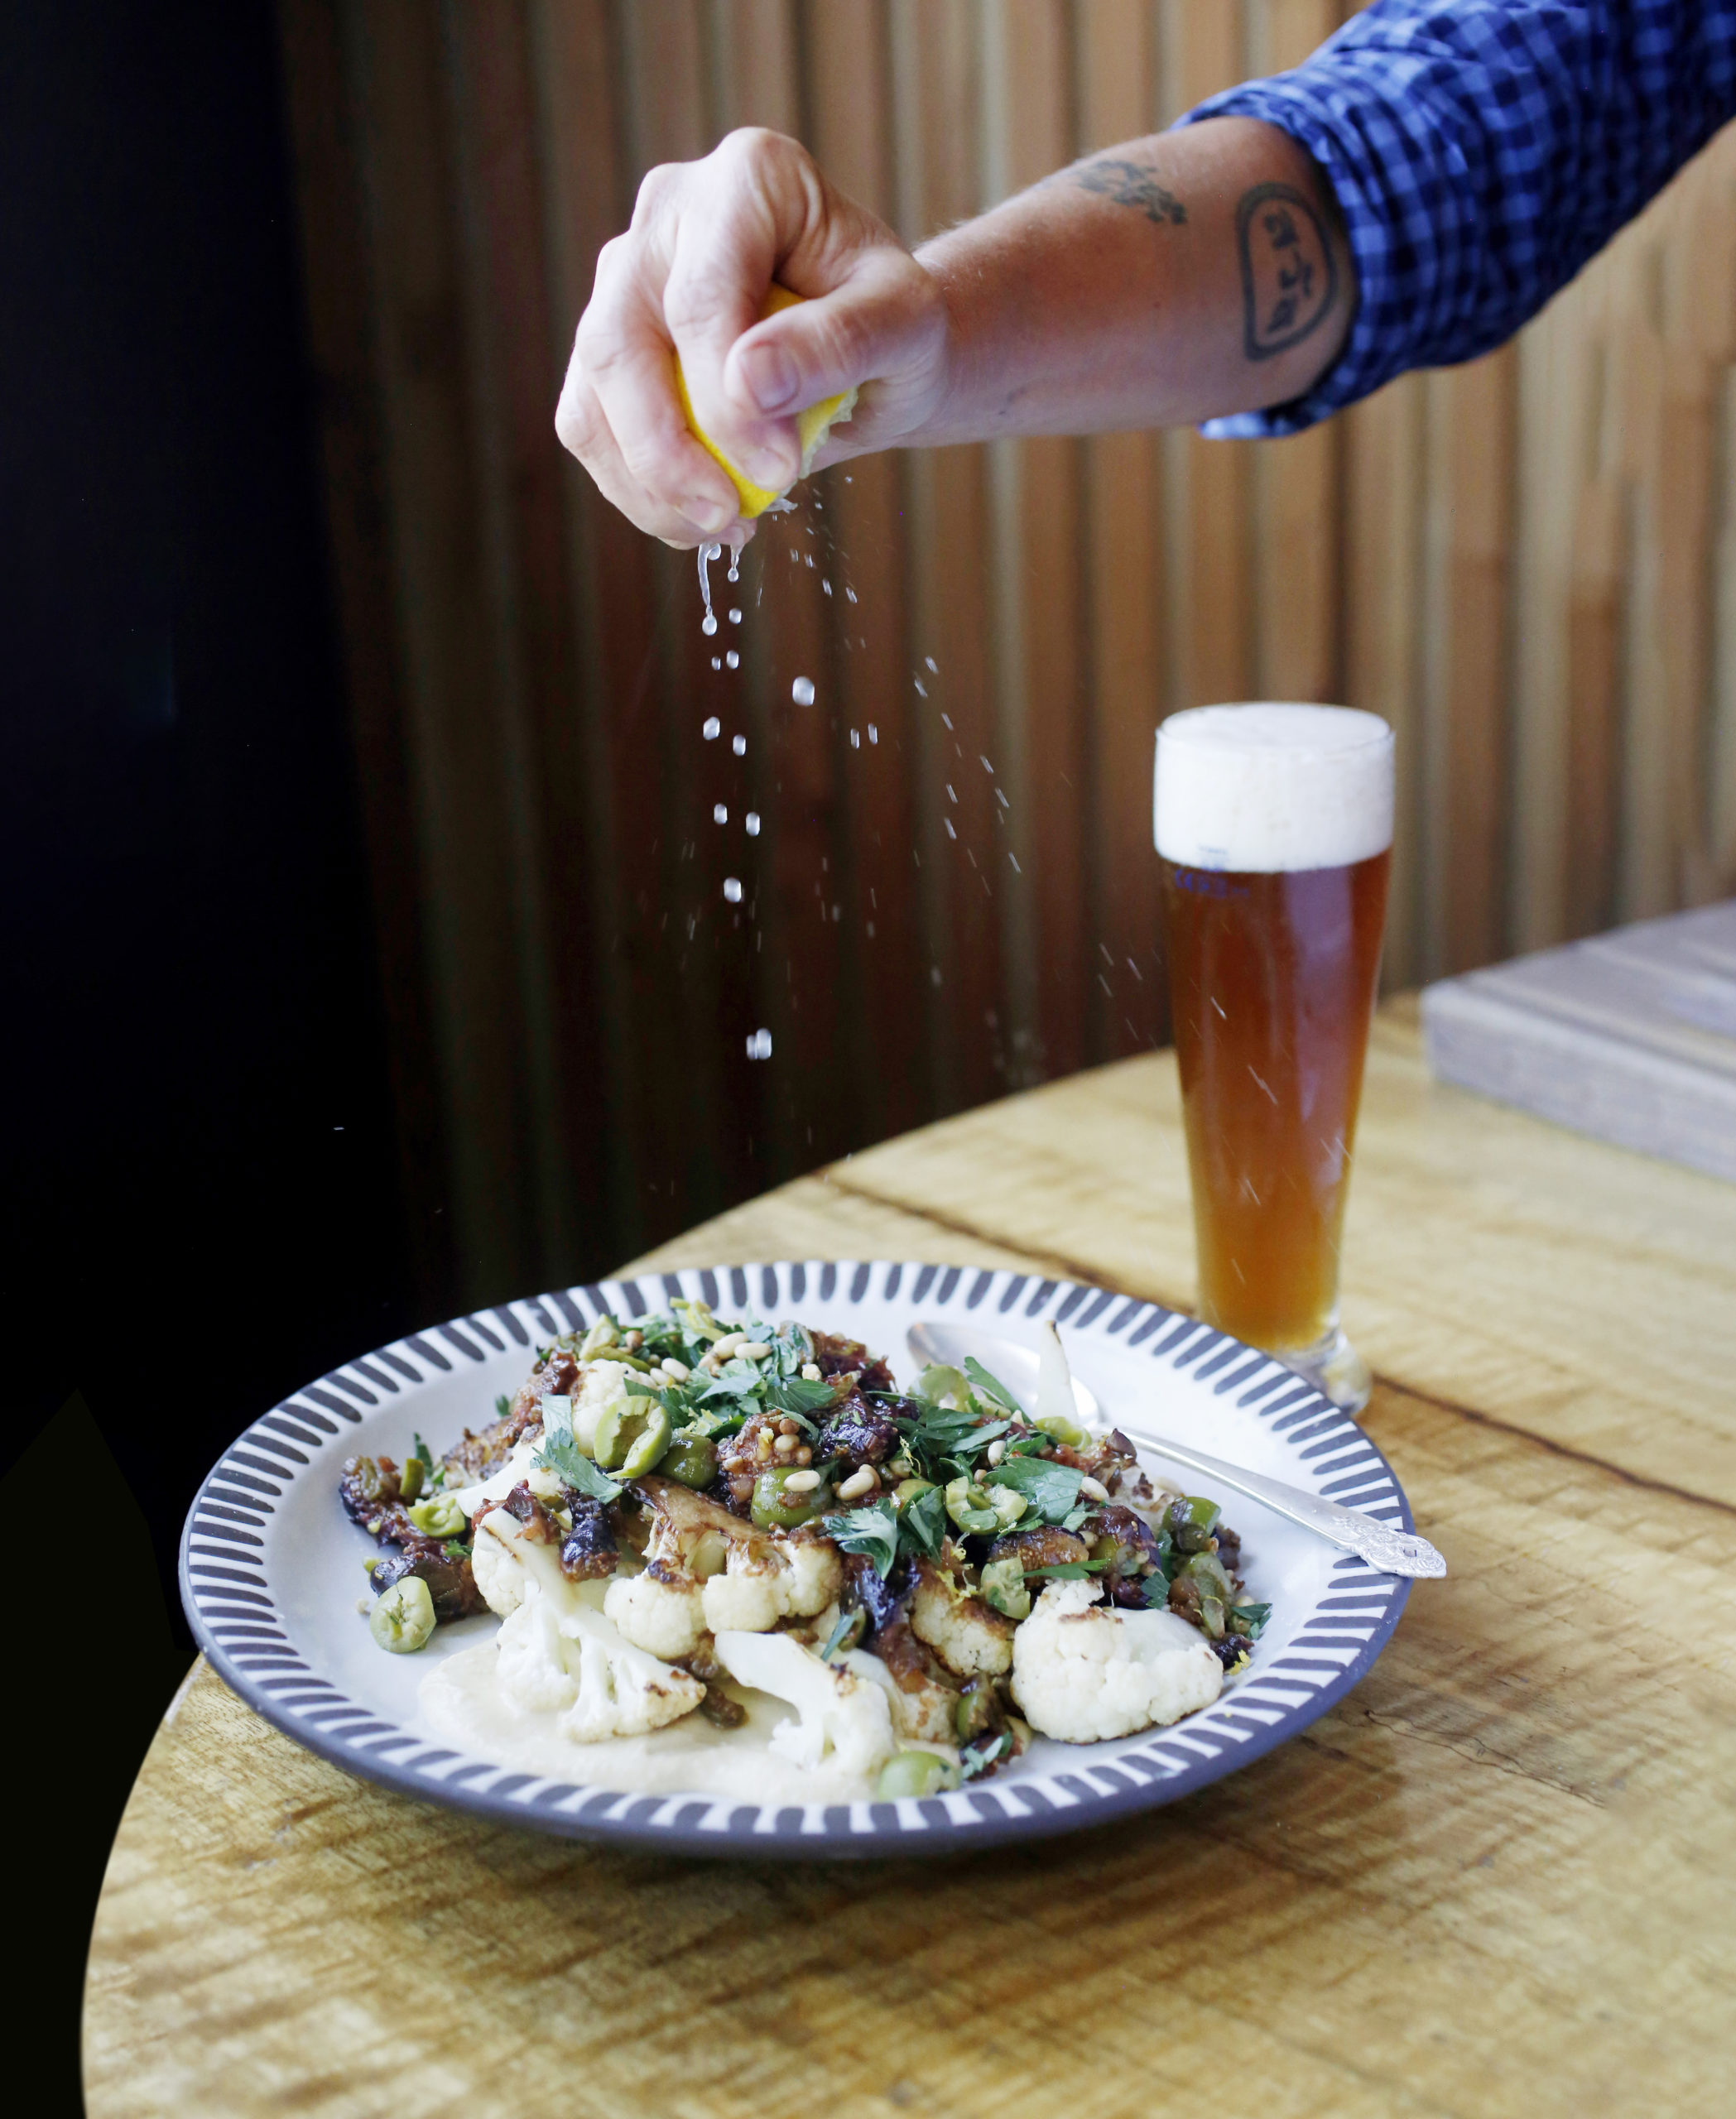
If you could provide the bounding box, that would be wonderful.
[369,1575,435,1653]
[874,1749,961,1801]
[593,1397,672,1474]
[579,1316,620,1357]
[977,1555,1031,1622]
[1171,1495,1223,1552]
[893,1477,937,1509]
[751,1466,830,1530]
[915,1363,970,1408]
[657,1430,719,1489]
[943,1476,1000,1536]
[406,1493,467,1538]
[1035,1411,1088,1449]
[398,1455,426,1502]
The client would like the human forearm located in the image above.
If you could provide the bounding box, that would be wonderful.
[556,118,1351,546]
[897,118,1352,449]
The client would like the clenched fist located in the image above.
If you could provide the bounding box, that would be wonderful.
[555,127,950,548]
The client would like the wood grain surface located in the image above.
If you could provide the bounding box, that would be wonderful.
[84,1009,1736,2116]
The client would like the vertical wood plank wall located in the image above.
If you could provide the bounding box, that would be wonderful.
[280,0,1736,1313]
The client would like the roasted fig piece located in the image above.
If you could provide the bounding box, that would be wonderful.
[813,1388,899,1468]
[559,1497,618,1582]
[371,1542,486,1622]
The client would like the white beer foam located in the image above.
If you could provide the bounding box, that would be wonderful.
[1154,704,1393,873]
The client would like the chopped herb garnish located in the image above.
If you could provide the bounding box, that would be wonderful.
[986,1453,1084,1524]
[820,1500,900,1577]
[963,1357,1024,1415]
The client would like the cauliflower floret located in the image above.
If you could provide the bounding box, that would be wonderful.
[714,1630,896,1780]
[495,1578,704,1737]
[910,1559,1014,1678]
[495,1580,583,1711]
[472,1505,559,1617]
[604,1568,708,1660]
[571,1358,638,1455]
[1010,1578,1222,1742]
[700,1535,842,1635]
[557,1601,705,1742]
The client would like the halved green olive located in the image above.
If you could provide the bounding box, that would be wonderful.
[1035,1411,1088,1449]
[406,1493,468,1538]
[369,1576,435,1653]
[977,1555,1031,1622]
[397,1455,426,1502]
[594,1397,672,1475]
[915,1363,970,1408]
[751,1467,830,1530]
[875,1749,960,1800]
[658,1430,719,1489]
[1171,1495,1222,1552]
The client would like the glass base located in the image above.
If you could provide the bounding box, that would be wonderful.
[1273,1323,1372,1418]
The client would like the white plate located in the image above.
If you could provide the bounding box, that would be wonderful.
[181,1261,1416,1857]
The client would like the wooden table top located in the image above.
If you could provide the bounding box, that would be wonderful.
[84,1002,1736,2117]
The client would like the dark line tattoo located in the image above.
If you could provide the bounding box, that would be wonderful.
[1070,156,1186,227]
[1235,181,1337,360]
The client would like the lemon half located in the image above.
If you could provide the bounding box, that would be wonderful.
[674,284,858,519]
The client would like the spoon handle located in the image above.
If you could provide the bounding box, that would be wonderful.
[1124,1429,1447,1578]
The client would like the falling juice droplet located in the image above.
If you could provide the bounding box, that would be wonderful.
[791,675,815,706]
[714,804,728,824]
[745,1028,772,1060]
[725,650,739,669]
[745,811,761,836]
[728,608,743,625]
[703,716,721,739]
[698,541,723,634]
[723,877,743,904]
[711,657,722,671]
[732,733,747,756]
[926,656,939,672]
[727,552,740,584]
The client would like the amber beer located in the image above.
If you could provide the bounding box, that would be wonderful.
[1157,705,1393,1411]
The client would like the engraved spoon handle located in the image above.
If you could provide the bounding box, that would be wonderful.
[1118,1429,1446,1578]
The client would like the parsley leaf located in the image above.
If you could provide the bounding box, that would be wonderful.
[900,1484,948,1561]
[411,1432,435,1475]
[1022,1557,1115,1581]
[820,1501,900,1577]
[1229,1600,1272,1639]
[623,1376,690,1420]
[963,1357,1024,1415]
[762,1374,839,1418]
[985,1454,1083,1524]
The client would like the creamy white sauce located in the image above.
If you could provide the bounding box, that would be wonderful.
[421,1641,879,1802]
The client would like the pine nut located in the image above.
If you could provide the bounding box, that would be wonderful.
[837,1467,876,1501]
[794,1445,812,1466]
[1079,1475,1110,1502]
[777,1416,801,1437]
[801,1362,823,1381]
[659,1357,690,1382]
[986,1439,1007,1467]
[737,1340,771,1361]
[710,1332,747,1358]
[623,1329,643,1351]
[773,1434,798,1457]
[782,1469,821,1492]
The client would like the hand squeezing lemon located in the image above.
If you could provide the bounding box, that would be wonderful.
[674,285,858,519]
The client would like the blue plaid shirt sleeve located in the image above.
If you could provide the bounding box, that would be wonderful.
[1177,0,1736,436]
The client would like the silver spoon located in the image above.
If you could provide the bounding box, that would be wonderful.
[906,1320,1446,1579]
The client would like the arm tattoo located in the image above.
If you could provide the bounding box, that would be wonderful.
[1070,156,1186,227]
[1235,182,1337,359]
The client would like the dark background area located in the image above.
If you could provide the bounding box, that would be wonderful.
[2,2,413,2097]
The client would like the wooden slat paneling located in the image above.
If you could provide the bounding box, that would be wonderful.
[281,0,1736,1312]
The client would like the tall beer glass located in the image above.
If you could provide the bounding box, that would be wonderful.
[1156,704,1393,1413]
